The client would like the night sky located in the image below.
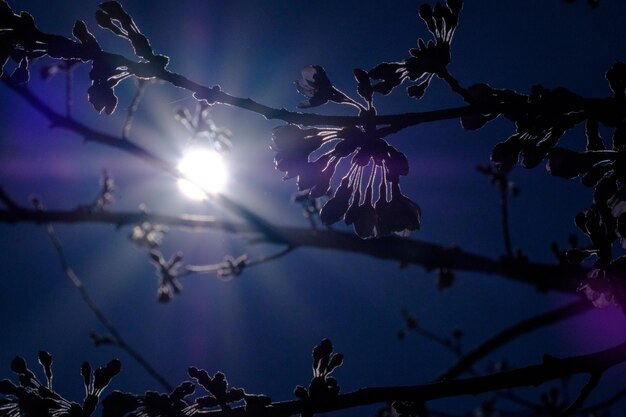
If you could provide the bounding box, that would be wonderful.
[1,0,626,415]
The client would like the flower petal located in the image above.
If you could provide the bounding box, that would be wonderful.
[320,181,352,226]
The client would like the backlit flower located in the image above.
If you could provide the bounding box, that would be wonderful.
[272,125,420,238]
[296,65,351,108]
[0,354,119,417]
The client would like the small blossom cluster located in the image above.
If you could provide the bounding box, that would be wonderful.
[217,254,248,280]
[564,174,626,310]
[149,250,183,303]
[103,368,271,416]
[129,222,166,248]
[367,0,462,98]
[295,65,354,108]
[89,1,169,114]
[272,124,420,238]
[0,352,120,417]
[104,385,195,417]
[294,338,343,402]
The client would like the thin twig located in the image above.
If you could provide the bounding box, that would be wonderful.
[1,75,284,243]
[246,245,295,268]
[440,69,474,104]
[500,179,514,258]
[122,79,147,139]
[179,246,295,277]
[437,300,592,381]
[407,326,463,359]
[33,200,173,392]
[6,6,626,132]
[476,165,515,258]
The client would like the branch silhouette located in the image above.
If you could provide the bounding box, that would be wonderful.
[2,0,626,416]
[1,74,285,243]
[0,202,589,294]
[104,338,626,417]
[437,299,592,381]
[260,340,626,414]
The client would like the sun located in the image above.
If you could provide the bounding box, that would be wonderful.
[177,148,227,199]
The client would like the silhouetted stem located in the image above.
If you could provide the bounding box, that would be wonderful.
[0,206,589,294]
[1,75,173,172]
[154,64,483,128]
[500,179,514,258]
[410,326,462,359]
[245,245,296,267]
[476,166,515,258]
[6,7,626,134]
[180,246,295,277]
[440,69,473,104]
[35,206,173,391]
[0,20,513,131]
[122,79,147,139]
[437,299,592,381]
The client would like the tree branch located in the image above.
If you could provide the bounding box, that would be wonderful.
[1,75,286,243]
[499,178,514,258]
[7,10,626,132]
[191,339,626,417]
[0,205,589,294]
[179,246,295,278]
[122,79,147,139]
[438,300,593,381]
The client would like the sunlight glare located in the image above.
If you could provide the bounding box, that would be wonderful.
[177,148,227,199]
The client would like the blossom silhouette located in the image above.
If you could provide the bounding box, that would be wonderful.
[272,125,420,238]
[296,65,353,108]
[368,0,462,98]
[102,368,271,416]
[103,383,195,417]
[294,338,343,401]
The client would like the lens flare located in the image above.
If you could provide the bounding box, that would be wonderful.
[177,149,227,199]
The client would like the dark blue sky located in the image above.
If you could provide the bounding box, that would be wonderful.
[1,0,626,415]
